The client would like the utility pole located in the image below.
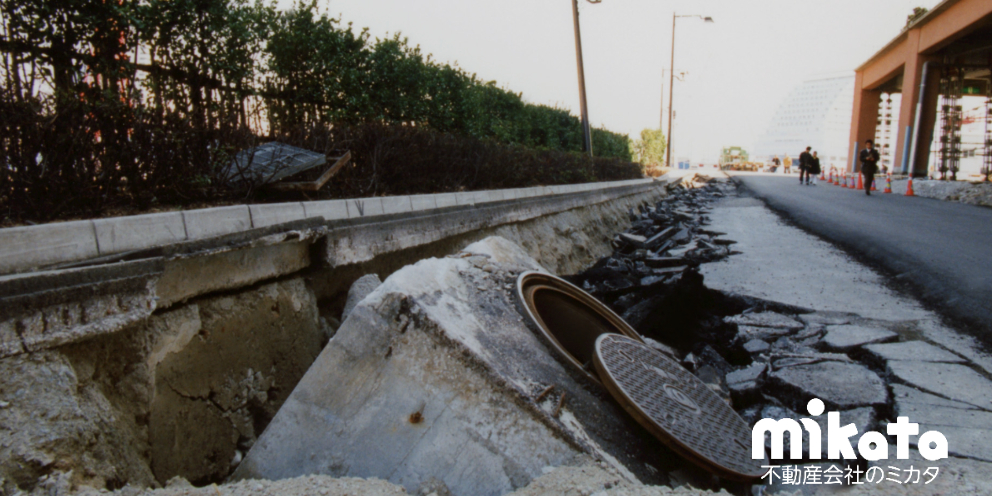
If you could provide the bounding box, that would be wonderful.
[666,13,676,169]
[571,0,594,157]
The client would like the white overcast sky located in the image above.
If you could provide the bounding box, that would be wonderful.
[280,0,941,162]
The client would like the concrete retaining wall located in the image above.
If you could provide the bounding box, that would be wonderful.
[0,180,650,275]
[0,176,678,491]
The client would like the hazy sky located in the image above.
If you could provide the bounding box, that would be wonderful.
[282,0,941,162]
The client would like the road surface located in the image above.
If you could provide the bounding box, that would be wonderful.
[731,173,992,343]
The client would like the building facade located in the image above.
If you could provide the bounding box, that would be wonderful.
[753,74,854,172]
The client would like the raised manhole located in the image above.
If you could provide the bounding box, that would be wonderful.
[516,271,643,382]
[593,334,765,482]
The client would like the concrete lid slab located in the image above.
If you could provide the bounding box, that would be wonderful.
[348,197,384,218]
[820,324,898,351]
[0,220,99,273]
[183,205,252,240]
[864,341,966,364]
[302,200,349,221]
[93,211,188,255]
[249,202,306,228]
[887,360,992,410]
[380,196,413,215]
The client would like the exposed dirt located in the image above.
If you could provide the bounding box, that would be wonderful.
[0,279,326,493]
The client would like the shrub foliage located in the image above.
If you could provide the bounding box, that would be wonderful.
[0,0,638,223]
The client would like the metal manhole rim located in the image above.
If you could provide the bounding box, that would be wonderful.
[592,333,765,483]
[515,271,644,382]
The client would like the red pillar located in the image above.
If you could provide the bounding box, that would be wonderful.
[848,71,882,173]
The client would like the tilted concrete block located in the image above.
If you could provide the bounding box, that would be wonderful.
[0,220,99,273]
[302,200,350,222]
[235,237,680,495]
[183,206,252,240]
[249,203,306,228]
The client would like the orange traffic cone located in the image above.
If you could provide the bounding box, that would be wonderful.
[828,170,834,184]
[820,170,826,181]
[883,173,892,193]
[842,173,847,188]
[906,176,915,196]
[857,173,864,190]
[872,178,877,191]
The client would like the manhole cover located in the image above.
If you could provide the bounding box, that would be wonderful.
[516,272,643,383]
[593,334,765,482]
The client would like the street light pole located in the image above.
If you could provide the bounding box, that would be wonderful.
[571,0,594,157]
[665,14,713,170]
[666,13,676,169]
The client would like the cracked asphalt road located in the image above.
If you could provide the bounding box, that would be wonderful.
[729,173,992,345]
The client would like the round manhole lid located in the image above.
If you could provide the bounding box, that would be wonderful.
[593,334,764,482]
[516,272,643,383]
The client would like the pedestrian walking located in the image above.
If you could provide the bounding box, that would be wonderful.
[809,151,821,185]
[783,155,792,174]
[859,139,880,196]
[798,146,812,185]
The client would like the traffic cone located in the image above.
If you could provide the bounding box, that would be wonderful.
[820,170,826,181]
[857,173,864,190]
[828,170,834,184]
[906,176,915,196]
[884,173,892,193]
[871,178,877,191]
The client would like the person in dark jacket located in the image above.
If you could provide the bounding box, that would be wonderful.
[798,146,812,185]
[859,139,880,196]
[809,151,821,185]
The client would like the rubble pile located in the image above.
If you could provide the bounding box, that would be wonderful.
[570,175,991,470]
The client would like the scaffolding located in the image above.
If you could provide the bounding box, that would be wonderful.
[984,80,992,182]
[938,67,963,180]
[875,94,894,173]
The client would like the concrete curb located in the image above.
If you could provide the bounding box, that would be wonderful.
[0,179,655,275]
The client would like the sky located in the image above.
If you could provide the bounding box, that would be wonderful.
[279,0,943,163]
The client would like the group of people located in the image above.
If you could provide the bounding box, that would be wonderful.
[772,147,822,185]
[771,140,880,195]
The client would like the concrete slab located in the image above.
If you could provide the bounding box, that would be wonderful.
[769,360,888,409]
[0,220,99,273]
[864,341,966,364]
[302,200,350,221]
[891,383,977,411]
[820,324,898,351]
[744,339,771,353]
[380,196,413,215]
[887,360,992,410]
[234,237,680,493]
[737,325,793,341]
[726,312,804,330]
[796,311,856,326]
[727,362,767,385]
[348,197,384,218]
[183,205,252,240]
[93,212,187,255]
[249,202,306,228]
